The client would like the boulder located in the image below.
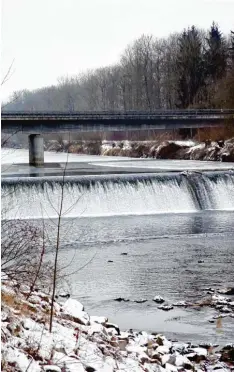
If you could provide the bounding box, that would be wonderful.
[155,142,185,159]
[62,298,90,325]
[153,296,165,304]
[218,287,234,295]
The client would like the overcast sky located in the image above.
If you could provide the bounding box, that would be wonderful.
[1,0,234,100]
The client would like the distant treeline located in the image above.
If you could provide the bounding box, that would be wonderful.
[3,23,234,112]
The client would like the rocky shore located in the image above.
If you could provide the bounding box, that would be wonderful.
[45,138,234,162]
[2,277,234,372]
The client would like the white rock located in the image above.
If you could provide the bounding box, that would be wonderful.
[43,366,61,372]
[62,298,89,325]
[4,346,41,372]
[161,354,170,365]
[63,298,84,312]
[172,301,188,307]
[126,344,147,354]
[175,354,192,367]
[157,346,170,354]
[212,294,228,304]
[158,305,173,311]
[153,295,165,303]
[88,323,104,335]
[165,363,178,372]
[221,306,231,313]
[28,295,41,304]
[192,347,208,356]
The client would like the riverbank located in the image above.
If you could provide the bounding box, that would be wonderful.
[2,277,234,372]
[44,138,234,162]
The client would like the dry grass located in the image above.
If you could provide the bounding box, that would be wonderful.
[195,121,234,142]
[1,288,56,320]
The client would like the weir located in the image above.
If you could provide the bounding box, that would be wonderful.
[2,171,234,219]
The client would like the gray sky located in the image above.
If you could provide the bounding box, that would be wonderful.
[1,0,234,100]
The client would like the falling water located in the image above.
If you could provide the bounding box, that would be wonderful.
[2,172,234,220]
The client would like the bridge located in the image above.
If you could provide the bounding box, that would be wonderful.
[2,110,234,166]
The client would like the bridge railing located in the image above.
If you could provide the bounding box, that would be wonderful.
[2,109,234,118]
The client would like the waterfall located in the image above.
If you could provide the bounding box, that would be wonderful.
[2,172,234,219]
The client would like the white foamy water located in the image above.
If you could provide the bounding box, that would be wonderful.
[2,173,234,220]
[2,178,197,219]
[2,149,234,219]
[203,176,234,210]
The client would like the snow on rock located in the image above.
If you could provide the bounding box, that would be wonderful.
[172,300,189,307]
[153,295,165,303]
[43,366,61,372]
[165,362,178,372]
[63,298,84,312]
[62,298,90,325]
[1,279,234,372]
[158,304,174,311]
[192,347,208,356]
[2,345,41,372]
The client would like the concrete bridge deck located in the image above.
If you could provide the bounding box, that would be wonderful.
[2,110,234,166]
[2,109,234,133]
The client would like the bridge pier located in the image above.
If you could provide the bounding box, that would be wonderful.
[29,134,44,166]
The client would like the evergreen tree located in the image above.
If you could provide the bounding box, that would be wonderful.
[205,22,227,81]
[230,31,234,64]
[176,26,205,108]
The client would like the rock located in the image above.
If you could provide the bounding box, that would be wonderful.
[199,342,219,349]
[187,353,206,363]
[121,252,128,255]
[59,293,70,299]
[114,297,129,302]
[165,362,178,371]
[204,287,215,293]
[153,296,165,304]
[218,287,234,295]
[212,294,229,304]
[191,347,208,356]
[105,322,120,335]
[220,306,231,313]
[118,338,129,351]
[88,323,105,336]
[157,345,170,354]
[220,344,234,362]
[134,299,147,303]
[107,260,113,263]
[42,366,61,372]
[62,298,90,325]
[198,260,204,263]
[158,305,174,311]
[172,301,189,307]
[156,141,188,159]
[126,344,147,354]
[85,367,96,372]
[174,355,192,368]
[170,343,189,354]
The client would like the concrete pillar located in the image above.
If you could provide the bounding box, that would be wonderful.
[29,134,44,166]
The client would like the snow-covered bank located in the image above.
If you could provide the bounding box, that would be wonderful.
[2,278,234,372]
[44,139,234,162]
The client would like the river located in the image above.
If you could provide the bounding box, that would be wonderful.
[1,148,234,344]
